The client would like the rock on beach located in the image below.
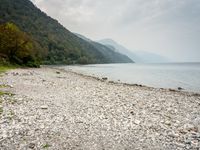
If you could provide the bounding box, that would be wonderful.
[0,67,200,149]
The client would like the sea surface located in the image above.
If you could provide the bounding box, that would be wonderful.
[59,63,200,93]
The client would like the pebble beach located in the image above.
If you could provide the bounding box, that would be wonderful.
[0,67,200,149]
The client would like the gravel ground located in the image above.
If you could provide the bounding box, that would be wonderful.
[0,67,200,150]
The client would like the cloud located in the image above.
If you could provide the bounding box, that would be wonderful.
[31,0,200,62]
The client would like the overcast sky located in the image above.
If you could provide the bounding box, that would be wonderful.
[31,0,200,62]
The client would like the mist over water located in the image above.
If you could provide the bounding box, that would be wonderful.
[60,63,200,93]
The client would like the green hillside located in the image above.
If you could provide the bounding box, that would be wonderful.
[0,0,133,65]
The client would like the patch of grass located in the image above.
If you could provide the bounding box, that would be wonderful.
[0,91,5,96]
[0,65,17,74]
[0,91,15,96]
[0,107,3,115]
[0,84,10,88]
[42,143,50,149]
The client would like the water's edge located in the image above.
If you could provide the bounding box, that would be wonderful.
[49,66,200,96]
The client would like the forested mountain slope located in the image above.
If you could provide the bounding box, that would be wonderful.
[0,0,133,65]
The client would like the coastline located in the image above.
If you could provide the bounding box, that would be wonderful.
[0,67,200,149]
[53,66,200,96]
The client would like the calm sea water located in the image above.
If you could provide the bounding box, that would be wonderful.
[59,63,200,93]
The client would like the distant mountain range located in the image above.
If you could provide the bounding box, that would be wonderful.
[74,33,133,63]
[0,0,133,65]
[99,39,169,63]
[74,34,169,63]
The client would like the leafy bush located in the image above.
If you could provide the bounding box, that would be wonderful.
[0,22,40,67]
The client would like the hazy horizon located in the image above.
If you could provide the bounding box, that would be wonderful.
[31,0,200,62]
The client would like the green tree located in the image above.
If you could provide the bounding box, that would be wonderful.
[0,22,40,66]
[78,56,89,64]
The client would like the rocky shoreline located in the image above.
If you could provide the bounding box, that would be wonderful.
[55,66,200,96]
[0,67,200,149]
